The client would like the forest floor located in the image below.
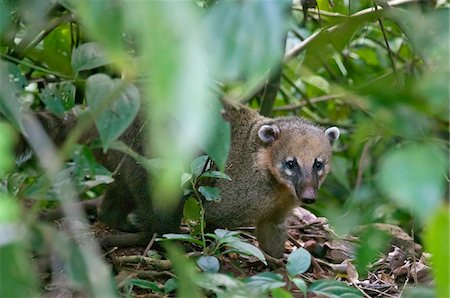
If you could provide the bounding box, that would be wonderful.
[44,208,433,298]
[44,207,432,297]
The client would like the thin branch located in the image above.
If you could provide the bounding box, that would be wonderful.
[375,5,399,83]
[0,53,72,79]
[273,94,344,111]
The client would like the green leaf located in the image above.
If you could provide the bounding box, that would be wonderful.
[183,197,201,224]
[286,247,312,276]
[196,273,242,294]
[0,62,24,133]
[164,278,178,294]
[205,0,290,84]
[71,42,108,73]
[198,100,230,172]
[0,194,20,222]
[197,256,220,273]
[198,186,221,202]
[0,242,40,297]
[291,277,307,296]
[128,279,162,292]
[355,227,390,276]
[85,74,140,152]
[165,244,202,298]
[160,233,203,246]
[200,170,232,181]
[0,123,15,178]
[244,272,286,293]
[271,287,293,298]
[308,280,362,298]
[213,229,241,241]
[401,286,436,298]
[377,144,447,221]
[190,155,209,178]
[424,208,449,298]
[227,240,267,265]
[40,82,75,115]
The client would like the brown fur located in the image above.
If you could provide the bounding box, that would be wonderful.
[20,101,338,256]
[204,100,339,257]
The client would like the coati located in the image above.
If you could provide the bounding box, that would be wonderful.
[20,100,339,257]
[204,101,339,257]
[25,110,184,238]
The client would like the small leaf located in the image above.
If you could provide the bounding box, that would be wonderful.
[190,155,209,178]
[200,170,232,181]
[227,240,267,265]
[308,280,362,297]
[214,229,240,240]
[160,233,203,246]
[180,173,193,187]
[71,42,108,73]
[271,288,293,298]
[291,278,307,296]
[128,279,162,292]
[197,256,220,273]
[164,278,178,294]
[198,186,221,202]
[85,74,140,152]
[244,272,285,293]
[286,247,312,276]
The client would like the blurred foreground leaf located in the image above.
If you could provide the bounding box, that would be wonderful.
[424,208,449,298]
[377,144,447,221]
[85,74,140,152]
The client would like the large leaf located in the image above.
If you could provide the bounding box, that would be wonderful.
[308,280,362,297]
[424,208,449,298]
[377,144,447,221]
[244,272,286,293]
[85,74,140,152]
[166,244,202,298]
[286,247,312,276]
[197,99,230,172]
[72,42,108,73]
[0,62,24,133]
[205,0,290,84]
[227,240,267,265]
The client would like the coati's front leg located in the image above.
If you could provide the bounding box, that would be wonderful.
[256,218,287,258]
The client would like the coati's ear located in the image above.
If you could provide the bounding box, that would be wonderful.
[325,127,340,145]
[258,124,280,144]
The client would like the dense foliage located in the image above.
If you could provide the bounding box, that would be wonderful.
[0,0,448,297]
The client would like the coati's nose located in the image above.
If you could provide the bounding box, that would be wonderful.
[300,186,317,204]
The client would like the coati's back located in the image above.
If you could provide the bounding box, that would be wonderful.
[19,110,183,237]
[205,101,339,257]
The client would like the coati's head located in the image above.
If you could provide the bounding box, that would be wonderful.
[256,118,339,204]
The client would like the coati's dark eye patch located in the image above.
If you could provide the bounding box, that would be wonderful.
[314,159,324,171]
[284,158,297,170]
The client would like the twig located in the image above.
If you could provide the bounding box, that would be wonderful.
[354,140,372,194]
[273,95,344,111]
[112,255,172,271]
[375,6,399,84]
[143,233,158,257]
[287,234,302,248]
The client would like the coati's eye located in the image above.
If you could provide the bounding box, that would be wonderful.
[285,159,297,170]
[314,160,324,171]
